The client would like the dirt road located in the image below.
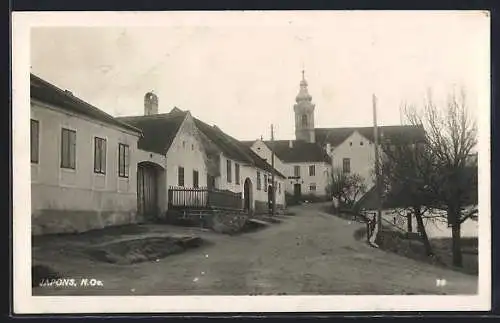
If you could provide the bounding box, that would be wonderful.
[33,203,478,295]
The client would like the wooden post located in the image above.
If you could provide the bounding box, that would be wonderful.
[271,124,276,217]
[371,94,382,247]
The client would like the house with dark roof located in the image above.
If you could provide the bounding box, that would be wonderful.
[30,73,146,235]
[243,139,332,199]
[117,100,287,215]
[244,70,426,202]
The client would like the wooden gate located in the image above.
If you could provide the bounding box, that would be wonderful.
[137,163,159,220]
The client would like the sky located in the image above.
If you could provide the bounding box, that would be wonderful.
[30,11,489,141]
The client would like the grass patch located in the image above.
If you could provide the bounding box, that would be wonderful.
[376,230,478,275]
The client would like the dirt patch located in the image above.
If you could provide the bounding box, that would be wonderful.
[86,236,205,265]
[32,224,151,245]
[232,219,268,235]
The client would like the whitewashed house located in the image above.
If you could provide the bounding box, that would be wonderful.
[30,74,144,235]
[244,71,426,205]
[118,103,287,216]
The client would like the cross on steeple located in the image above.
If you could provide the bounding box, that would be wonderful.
[302,69,305,81]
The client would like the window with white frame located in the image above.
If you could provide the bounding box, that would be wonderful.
[118,143,130,178]
[61,128,76,169]
[94,137,106,174]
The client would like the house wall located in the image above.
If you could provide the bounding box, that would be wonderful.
[283,162,331,197]
[30,99,141,235]
[215,154,286,212]
[165,115,209,190]
[329,131,377,191]
[249,140,287,174]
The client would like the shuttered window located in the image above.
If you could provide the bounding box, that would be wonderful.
[118,143,130,177]
[94,137,106,174]
[256,171,261,190]
[235,163,240,185]
[227,160,232,183]
[309,165,315,176]
[294,165,300,177]
[343,158,351,173]
[193,170,199,188]
[61,128,76,169]
[178,166,185,186]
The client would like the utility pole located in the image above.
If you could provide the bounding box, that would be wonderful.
[271,124,276,217]
[371,94,382,247]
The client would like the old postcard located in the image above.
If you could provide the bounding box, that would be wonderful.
[12,10,491,313]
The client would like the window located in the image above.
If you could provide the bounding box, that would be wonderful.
[193,170,199,188]
[264,175,268,192]
[227,160,232,183]
[30,119,39,163]
[343,158,351,173]
[118,143,130,177]
[278,182,281,194]
[301,114,308,127]
[309,183,317,191]
[61,128,76,169]
[349,142,353,146]
[182,141,186,148]
[294,165,300,177]
[235,163,240,184]
[94,137,106,174]
[360,141,364,146]
[309,165,315,176]
[178,166,185,186]
[257,171,261,190]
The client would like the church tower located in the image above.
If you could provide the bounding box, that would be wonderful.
[294,70,316,143]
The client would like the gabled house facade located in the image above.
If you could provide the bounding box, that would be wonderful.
[30,74,144,235]
[244,139,332,199]
[118,100,287,216]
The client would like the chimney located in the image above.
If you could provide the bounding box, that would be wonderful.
[144,91,158,115]
[289,140,293,148]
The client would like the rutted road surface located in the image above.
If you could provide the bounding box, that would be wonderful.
[33,203,477,295]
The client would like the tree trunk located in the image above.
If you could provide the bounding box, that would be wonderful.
[451,221,463,267]
[414,207,433,256]
[448,205,463,267]
[407,212,413,233]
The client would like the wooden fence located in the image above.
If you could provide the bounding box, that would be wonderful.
[168,186,243,210]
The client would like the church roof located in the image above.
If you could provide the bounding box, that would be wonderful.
[117,109,187,154]
[315,125,426,148]
[263,140,331,164]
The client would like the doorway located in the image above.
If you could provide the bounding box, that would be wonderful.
[243,178,253,212]
[137,162,162,220]
[293,183,302,201]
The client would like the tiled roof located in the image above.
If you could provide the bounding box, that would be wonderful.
[194,119,286,178]
[263,140,331,163]
[117,110,187,154]
[315,125,426,148]
[30,73,142,134]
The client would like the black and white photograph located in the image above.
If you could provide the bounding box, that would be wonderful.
[12,10,490,313]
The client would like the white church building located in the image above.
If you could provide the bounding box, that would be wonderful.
[244,71,426,202]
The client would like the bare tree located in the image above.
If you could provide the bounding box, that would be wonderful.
[403,89,478,267]
[326,168,367,211]
[379,136,436,256]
